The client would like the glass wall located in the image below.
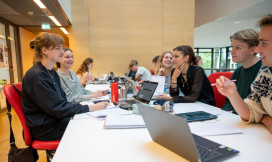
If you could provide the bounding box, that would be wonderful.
[0,18,21,112]
[194,47,237,76]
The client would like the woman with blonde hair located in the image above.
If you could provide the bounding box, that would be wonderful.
[22,32,108,141]
[156,51,173,93]
[76,58,95,86]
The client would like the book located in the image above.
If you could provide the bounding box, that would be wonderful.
[104,114,146,129]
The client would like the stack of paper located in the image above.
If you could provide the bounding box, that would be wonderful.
[73,113,92,120]
[87,108,133,118]
[189,122,243,136]
[104,114,146,129]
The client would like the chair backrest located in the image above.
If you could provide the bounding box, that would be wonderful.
[208,72,233,108]
[4,83,32,146]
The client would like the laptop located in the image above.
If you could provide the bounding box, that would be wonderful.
[138,104,239,162]
[117,81,158,109]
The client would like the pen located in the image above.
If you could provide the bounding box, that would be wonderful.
[211,79,236,86]
[92,100,102,103]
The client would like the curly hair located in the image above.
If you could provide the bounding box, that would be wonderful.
[30,32,64,64]
[76,58,93,76]
[156,51,173,74]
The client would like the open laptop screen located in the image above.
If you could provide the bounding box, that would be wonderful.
[136,81,158,103]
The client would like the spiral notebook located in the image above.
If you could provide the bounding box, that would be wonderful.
[104,114,146,129]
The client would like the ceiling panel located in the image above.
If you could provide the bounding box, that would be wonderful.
[0,0,69,39]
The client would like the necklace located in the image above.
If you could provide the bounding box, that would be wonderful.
[46,69,56,85]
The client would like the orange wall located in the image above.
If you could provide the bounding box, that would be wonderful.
[19,27,36,76]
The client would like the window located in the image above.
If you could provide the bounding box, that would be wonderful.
[194,47,237,76]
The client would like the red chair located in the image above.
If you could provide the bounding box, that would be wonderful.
[208,72,233,108]
[4,83,60,161]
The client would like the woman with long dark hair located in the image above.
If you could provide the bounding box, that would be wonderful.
[157,45,215,105]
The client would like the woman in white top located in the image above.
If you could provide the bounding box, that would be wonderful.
[76,58,95,86]
[57,48,107,103]
[156,51,173,93]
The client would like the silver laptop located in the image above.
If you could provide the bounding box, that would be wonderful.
[117,81,158,109]
[138,104,239,162]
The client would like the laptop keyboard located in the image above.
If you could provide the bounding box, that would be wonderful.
[123,100,138,104]
[197,144,222,162]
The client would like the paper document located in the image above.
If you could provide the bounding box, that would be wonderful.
[104,114,146,129]
[80,95,110,105]
[88,108,133,117]
[189,122,243,136]
[151,76,165,96]
[85,84,110,91]
[73,113,92,120]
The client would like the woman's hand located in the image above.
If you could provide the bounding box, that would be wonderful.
[91,90,103,98]
[172,62,186,81]
[157,66,165,76]
[89,75,95,82]
[88,102,109,111]
[101,90,109,96]
[216,76,237,98]
[155,95,172,100]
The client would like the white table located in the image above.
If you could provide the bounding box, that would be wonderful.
[52,102,272,162]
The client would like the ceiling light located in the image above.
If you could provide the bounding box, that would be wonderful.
[0,35,5,39]
[48,16,61,26]
[33,0,46,9]
[234,21,240,24]
[27,11,34,16]
[60,27,69,35]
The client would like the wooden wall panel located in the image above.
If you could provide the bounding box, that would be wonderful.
[69,0,195,77]
[163,0,195,50]
[69,0,90,73]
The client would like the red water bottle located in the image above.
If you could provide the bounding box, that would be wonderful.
[111,82,119,102]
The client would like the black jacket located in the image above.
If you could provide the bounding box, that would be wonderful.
[170,65,215,106]
[22,62,89,128]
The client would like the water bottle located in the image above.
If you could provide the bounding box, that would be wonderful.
[120,83,127,100]
[164,83,167,94]
[111,82,119,102]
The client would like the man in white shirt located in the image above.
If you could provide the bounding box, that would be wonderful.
[129,59,151,81]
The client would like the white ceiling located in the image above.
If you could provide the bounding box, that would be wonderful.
[194,0,272,48]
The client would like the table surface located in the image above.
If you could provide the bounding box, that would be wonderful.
[52,102,272,162]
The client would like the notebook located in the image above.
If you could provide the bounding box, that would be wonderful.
[138,104,239,162]
[175,111,218,122]
[104,114,146,129]
[87,108,133,118]
[117,81,158,109]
